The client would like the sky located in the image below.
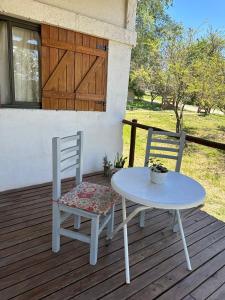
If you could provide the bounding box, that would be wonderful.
[168,0,225,34]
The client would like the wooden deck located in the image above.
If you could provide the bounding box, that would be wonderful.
[1,173,225,300]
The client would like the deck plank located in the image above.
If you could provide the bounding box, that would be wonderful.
[186,264,225,299]
[70,218,224,300]
[0,173,224,300]
[207,282,225,300]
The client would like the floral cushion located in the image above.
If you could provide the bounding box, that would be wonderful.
[58,182,119,215]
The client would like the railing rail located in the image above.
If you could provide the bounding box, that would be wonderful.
[122,119,225,167]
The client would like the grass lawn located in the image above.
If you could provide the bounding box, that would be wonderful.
[123,100,225,221]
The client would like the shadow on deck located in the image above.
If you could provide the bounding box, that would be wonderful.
[0,173,225,300]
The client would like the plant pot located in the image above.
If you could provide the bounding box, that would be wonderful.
[150,170,168,184]
[103,166,112,177]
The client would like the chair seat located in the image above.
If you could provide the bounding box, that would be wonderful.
[58,182,118,215]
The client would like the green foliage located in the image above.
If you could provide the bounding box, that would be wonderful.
[189,55,225,113]
[114,153,127,168]
[129,67,150,99]
[131,0,181,70]
[187,31,225,115]
[149,158,168,173]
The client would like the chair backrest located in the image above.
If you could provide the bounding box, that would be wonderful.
[144,129,186,172]
[52,131,83,200]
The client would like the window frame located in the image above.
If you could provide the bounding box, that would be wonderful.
[0,15,41,109]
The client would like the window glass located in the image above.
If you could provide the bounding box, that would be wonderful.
[12,26,40,102]
[0,21,10,104]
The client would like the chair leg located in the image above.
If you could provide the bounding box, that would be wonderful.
[107,205,115,239]
[171,210,179,233]
[52,202,61,252]
[90,215,100,265]
[176,210,192,271]
[74,215,81,229]
[122,197,130,284]
[139,211,146,228]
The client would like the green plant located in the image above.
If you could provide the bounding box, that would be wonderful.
[149,158,168,173]
[114,153,127,168]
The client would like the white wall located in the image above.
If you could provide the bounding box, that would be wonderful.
[37,0,127,28]
[0,41,132,191]
[0,0,136,46]
[0,0,136,191]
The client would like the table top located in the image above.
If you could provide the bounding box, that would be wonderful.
[111,167,206,210]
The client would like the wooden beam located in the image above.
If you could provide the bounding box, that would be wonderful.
[128,119,137,167]
[122,119,225,151]
[43,91,105,101]
[42,38,107,58]
[76,93,105,101]
[42,91,75,99]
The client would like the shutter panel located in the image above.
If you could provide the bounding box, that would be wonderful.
[41,25,108,111]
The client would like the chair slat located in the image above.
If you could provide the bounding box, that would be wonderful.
[152,131,181,137]
[150,146,179,153]
[151,138,180,145]
[61,163,80,173]
[60,228,91,243]
[149,153,178,160]
[61,135,80,143]
[60,154,79,163]
[61,145,79,153]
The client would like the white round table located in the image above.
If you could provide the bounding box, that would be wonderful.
[111,167,206,283]
[111,167,205,210]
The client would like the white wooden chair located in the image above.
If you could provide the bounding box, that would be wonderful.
[52,131,115,265]
[139,128,186,228]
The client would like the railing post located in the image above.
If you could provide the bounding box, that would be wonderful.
[128,119,137,167]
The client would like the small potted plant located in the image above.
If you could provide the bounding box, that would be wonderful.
[114,153,127,169]
[149,158,168,184]
[103,155,113,177]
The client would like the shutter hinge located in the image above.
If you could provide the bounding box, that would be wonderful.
[96,45,108,51]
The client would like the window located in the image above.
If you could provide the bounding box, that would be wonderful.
[0,16,41,108]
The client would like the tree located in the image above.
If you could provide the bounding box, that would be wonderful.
[149,29,225,131]
[131,0,181,71]
[188,30,225,114]
[189,55,225,115]
[154,30,195,132]
[130,2,225,132]
[129,67,151,99]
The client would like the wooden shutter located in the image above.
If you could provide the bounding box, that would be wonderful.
[41,25,108,111]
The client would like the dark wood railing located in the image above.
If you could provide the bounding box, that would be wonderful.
[122,119,225,167]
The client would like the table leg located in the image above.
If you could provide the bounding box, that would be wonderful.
[122,197,130,284]
[176,209,192,271]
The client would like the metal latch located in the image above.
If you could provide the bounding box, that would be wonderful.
[96,45,108,51]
